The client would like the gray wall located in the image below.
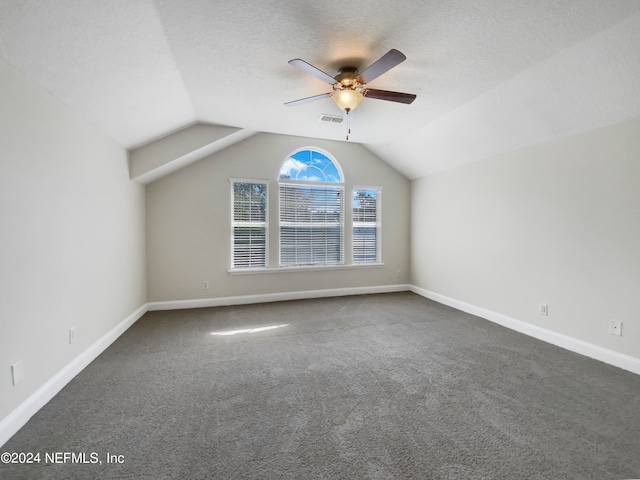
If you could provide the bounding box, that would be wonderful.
[0,58,147,421]
[410,118,640,359]
[146,133,410,302]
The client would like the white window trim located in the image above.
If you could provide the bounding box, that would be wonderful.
[228,262,384,275]
[229,178,269,270]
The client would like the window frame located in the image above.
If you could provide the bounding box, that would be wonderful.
[279,179,345,267]
[352,186,383,265]
[279,146,344,183]
[278,148,345,268]
[229,178,269,270]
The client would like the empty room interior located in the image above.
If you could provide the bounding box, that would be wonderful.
[1,1,639,478]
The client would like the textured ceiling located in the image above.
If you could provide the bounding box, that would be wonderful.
[1,0,640,179]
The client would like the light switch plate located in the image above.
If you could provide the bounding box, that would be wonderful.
[11,361,24,386]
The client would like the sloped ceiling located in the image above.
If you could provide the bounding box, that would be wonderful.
[1,1,639,179]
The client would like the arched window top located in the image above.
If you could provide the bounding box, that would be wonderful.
[279,148,343,183]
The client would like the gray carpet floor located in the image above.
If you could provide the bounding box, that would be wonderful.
[2,292,640,479]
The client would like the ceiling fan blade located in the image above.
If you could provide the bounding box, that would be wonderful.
[288,59,336,84]
[358,49,407,84]
[284,93,331,107]
[364,89,416,104]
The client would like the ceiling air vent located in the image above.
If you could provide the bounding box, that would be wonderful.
[319,114,343,124]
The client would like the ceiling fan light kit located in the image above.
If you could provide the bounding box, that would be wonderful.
[332,89,364,112]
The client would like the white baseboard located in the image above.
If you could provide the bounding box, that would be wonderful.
[5,283,634,449]
[0,304,148,448]
[147,284,412,311]
[410,285,640,376]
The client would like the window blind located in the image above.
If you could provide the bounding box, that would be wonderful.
[279,183,344,266]
[353,188,381,263]
[232,181,267,268]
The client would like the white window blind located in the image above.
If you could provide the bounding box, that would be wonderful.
[353,188,381,264]
[279,183,344,266]
[231,180,267,268]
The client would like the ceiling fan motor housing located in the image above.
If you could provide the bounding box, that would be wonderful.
[334,67,361,90]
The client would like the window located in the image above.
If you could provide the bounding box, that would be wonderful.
[279,149,344,266]
[231,180,267,268]
[353,187,382,264]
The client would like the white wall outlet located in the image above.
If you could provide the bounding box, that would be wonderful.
[396,271,401,279]
[609,319,622,336]
[538,303,548,316]
[69,327,77,344]
[202,281,209,289]
[11,361,24,386]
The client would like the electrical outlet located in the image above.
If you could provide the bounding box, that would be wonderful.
[609,319,622,336]
[69,327,77,344]
[203,281,209,289]
[11,361,24,386]
[538,303,548,316]
[396,271,401,279]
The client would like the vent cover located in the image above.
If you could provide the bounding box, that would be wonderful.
[319,114,343,123]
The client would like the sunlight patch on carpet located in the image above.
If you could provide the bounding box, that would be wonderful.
[210,324,289,336]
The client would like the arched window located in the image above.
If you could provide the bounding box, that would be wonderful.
[278,148,344,266]
[279,149,342,182]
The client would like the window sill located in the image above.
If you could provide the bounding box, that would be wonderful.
[228,263,384,275]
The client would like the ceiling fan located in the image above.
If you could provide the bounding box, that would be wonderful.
[285,49,417,114]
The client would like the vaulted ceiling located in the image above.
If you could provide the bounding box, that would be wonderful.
[1,1,639,179]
